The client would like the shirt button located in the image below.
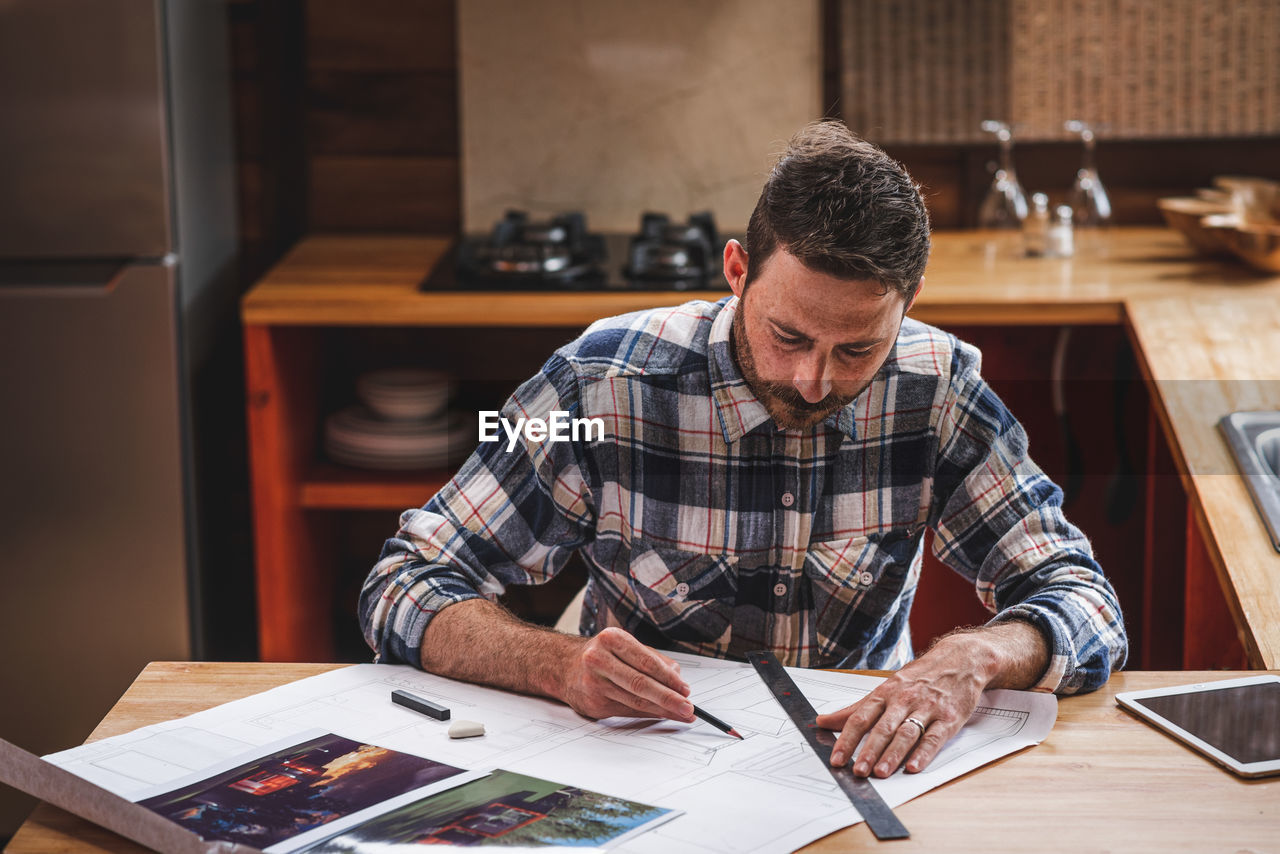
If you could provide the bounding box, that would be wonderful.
[675,582,691,597]
[780,492,795,507]
[859,571,874,586]
[773,582,787,597]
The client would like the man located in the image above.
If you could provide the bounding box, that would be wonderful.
[361,122,1126,781]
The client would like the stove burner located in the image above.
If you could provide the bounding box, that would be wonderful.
[420,209,735,292]
[624,211,719,287]
[489,243,572,274]
[458,210,606,287]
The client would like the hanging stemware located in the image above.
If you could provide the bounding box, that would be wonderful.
[978,120,1029,229]
[1064,120,1112,228]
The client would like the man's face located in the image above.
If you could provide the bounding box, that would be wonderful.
[725,242,914,431]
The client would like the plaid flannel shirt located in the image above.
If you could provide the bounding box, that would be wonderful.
[361,297,1127,694]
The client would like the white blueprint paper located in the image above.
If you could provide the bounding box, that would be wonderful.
[46,653,1057,853]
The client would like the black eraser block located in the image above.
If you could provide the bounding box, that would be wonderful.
[391,689,451,720]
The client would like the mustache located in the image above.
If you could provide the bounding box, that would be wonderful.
[759,380,855,412]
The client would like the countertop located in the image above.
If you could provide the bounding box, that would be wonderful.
[240,227,1278,327]
[240,227,1280,667]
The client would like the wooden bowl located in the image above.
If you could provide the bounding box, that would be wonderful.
[1219,220,1280,274]
[1194,187,1233,204]
[1157,197,1234,255]
[1213,175,1280,224]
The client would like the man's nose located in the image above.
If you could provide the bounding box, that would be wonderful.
[792,353,833,403]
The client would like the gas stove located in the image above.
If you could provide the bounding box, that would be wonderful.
[421,210,735,292]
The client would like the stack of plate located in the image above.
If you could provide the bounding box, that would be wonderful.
[325,369,469,470]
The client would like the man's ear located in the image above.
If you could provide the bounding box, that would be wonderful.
[724,239,749,298]
[905,277,924,314]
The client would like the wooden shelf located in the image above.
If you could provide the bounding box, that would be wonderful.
[300,462,451,510]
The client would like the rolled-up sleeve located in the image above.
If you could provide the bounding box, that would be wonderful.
[929,341,1128,695]
[359,352,597,665]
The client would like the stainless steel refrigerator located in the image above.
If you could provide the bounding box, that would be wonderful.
[0,0,240,834]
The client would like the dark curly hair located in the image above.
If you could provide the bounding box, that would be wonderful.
[745,121,931,302]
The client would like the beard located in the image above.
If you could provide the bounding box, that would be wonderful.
[730,299,861,431]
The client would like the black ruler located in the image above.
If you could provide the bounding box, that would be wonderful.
[747,650,910,841]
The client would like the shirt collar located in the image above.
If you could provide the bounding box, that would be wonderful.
[707,296,863,444]
[708,297,773,443]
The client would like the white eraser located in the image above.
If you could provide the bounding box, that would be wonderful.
[448,719,485,739]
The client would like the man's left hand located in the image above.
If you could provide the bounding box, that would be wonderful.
[814,621,1049,778]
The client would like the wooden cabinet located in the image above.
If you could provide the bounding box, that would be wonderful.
[243,294,476,661]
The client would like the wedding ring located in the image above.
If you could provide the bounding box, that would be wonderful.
[903,716,926,735]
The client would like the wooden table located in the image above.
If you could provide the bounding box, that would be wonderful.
[8,663,1278,853]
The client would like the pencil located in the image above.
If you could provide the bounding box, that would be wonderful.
[693,704,744,739]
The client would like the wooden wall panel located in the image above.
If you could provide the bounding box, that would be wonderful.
[879,146,968,231]
[308,70,458,157]
[304,0,461,233]
[308,156,460,232]
[228,0,307,281]
[308,0,456,71]
[232,81,263,162]
[236,161,263,243]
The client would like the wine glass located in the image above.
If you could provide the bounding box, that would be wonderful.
[1064,120,1112,228]
[978,120,1028,229]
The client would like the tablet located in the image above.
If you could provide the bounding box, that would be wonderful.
[1116,675,1280,778]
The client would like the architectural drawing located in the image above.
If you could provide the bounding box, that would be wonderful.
[732,742,842,795]
[925,704,1030,773]
[588,718,750,767]
[46,654,1057,854]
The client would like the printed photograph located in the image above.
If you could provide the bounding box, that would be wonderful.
[138,733,465,848]
[298,768,675,850]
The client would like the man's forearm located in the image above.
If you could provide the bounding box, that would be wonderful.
[419,597,696,724]
[935,618,1051,691]
[419,597,580,701]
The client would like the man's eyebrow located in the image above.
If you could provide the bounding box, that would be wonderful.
[771,320,883,349]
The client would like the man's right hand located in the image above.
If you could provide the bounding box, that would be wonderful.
[559,627,695,722]
[419,599,694,724]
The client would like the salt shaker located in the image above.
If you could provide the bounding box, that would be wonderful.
[1047,205,1075,257]
[1023,193,1050,256]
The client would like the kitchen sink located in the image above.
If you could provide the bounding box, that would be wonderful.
[1219,411,1280,552]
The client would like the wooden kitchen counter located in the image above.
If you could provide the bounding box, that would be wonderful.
[9,663,1279,853]
[240,228,1275,327]
[239,227,1280,667]
[1126,292,1280,668]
